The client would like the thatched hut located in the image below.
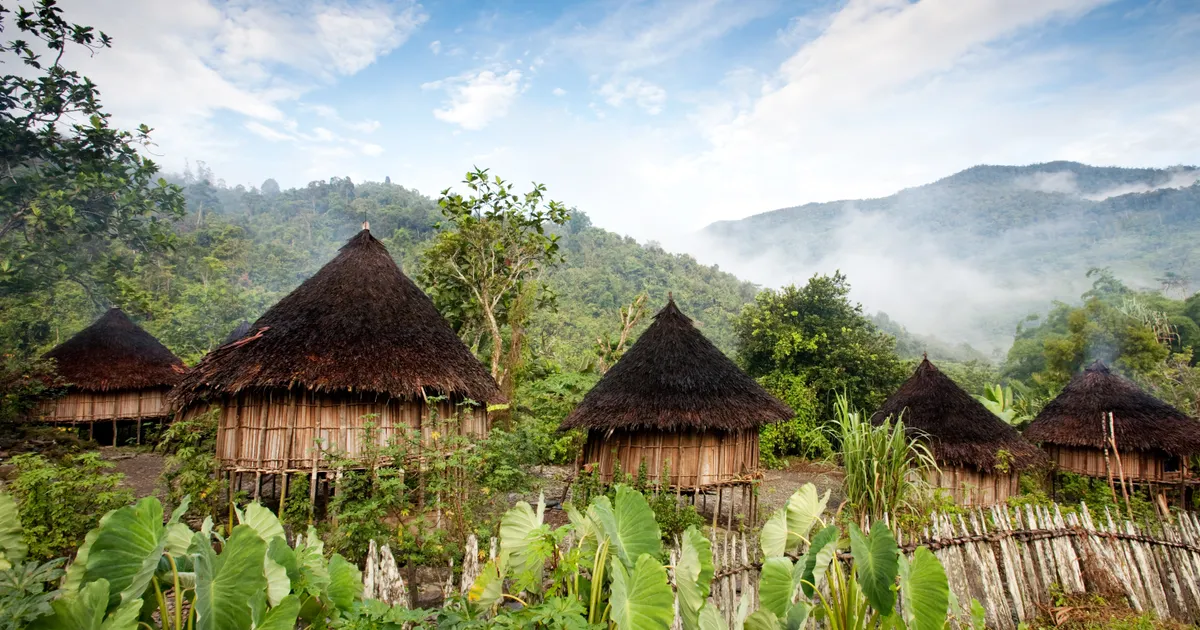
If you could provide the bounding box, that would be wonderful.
[170,227,502,481]
[562,297,792,493]
[873,358,1047,506]
[40,308,186,445]
[1024,361,1200,485]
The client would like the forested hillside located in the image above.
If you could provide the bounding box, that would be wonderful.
[0,163,757,367]
[702,161,1200,347]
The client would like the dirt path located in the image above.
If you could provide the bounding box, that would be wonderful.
[100,447,167,501]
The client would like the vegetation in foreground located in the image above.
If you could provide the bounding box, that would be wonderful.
[0,483,981,629]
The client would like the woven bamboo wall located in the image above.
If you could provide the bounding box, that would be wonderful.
[929,465,1020,506]
[1046,445,1173,482]
[201,389,489,472]
[581,428,759,487]
[38,387,171,423]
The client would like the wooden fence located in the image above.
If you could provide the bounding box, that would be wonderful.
[361,503,1200,629]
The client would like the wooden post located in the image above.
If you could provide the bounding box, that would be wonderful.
[278,472,289,519]
[1103,415,1119,503]
[254,471,262,501]
[1109,412,1134,521]
[112,418,118,447]
[228,471,236,536]
[308,439,321,525]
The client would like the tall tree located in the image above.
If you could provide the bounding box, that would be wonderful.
[0,0,184,301]
[734,272,907,420]
[419,168,569,396]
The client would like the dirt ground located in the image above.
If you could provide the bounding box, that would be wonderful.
[100,447,167,501]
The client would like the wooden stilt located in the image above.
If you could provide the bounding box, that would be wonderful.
[254,471,263,501]
[112,418,118,447]
[136,420,142,446]
[227,471,236,536]
[278,472,289,519]
[89,420,94,442]
[308,448,320,524]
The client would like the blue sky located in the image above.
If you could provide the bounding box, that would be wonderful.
[63,0,1200,242]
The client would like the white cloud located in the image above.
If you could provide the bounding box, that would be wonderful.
[356,142,386,156]
[56,0,422,172]
[430,40,442,54]
[305,103,382,134]
[422,69,524,130]
[599,77,667,114]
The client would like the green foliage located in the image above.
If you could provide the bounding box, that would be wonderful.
[756,373,832,466]
[7,452,133,560]
[834,395,938,523]
[511,370,597,465]
[735,273,908,427]
[0,558,64,630]
[419,168,570,395]
[0,0,185,299]
[158,408,223,520]
[975,382,1036,429]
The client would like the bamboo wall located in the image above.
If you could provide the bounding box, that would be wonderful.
[38,387,171,423]
[1047,445,1176,482]
[203,389,489,472]
[581,428,759,488]
[929,465,1020,506]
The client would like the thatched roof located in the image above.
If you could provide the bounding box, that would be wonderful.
[873,358,1047,472]
[561,297,792,432]
[222,320,252,345]
[43,308,186,392]
[1024,360,1200,456]
[171,228,502,406]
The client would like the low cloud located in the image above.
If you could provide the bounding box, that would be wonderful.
[423,69,524,130]
[599,77,667,114]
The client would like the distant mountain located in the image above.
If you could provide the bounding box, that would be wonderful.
[698,162,1200,350]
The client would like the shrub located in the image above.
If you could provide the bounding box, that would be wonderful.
[7,452,133,560]
[757,372,832,467]
[157,407,222,521]
[510,371,596,465]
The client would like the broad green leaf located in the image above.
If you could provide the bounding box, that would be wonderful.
[467,560,504,609]
[758,557,796,619]
[254,595,301,630]
[677,526,715,630]
[326,554,363,611]
[970,599,987,629]
[760,508,788,558]
[798,525,839,597]
[848,521,898,617]
[165,523,194,556]
[29,579,139,630]
[293,527,329,596]
[194,525,267,630]
[263,555,290,607]
[897,548,950,630]
[608,553,674,630]
[760,484,829,557]
[235,503,285,543]
[0,491,27,570]
[698,604,729,630]
[743,610,782,630]
[85,497,169,610]
[784,601,810,630]
[63,527,100,593]
[784,484,829,552]
[499,493,547,589]
[590,485,662,570]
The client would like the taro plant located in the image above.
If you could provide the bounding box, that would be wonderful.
[0,488,367,630]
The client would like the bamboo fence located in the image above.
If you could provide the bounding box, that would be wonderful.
[362,502,1200,628]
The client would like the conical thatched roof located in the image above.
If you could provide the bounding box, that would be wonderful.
[171,229,502,406]
[1024,360,1200,456]
[43,308,186,392]
[873,358,1047,472]
[222,320,252,345]
[561,297,792,432]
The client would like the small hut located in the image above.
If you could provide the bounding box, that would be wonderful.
[170,227,502,488]
[1024,360,1200,486]
[562,297,792,505]
[40,308,186,445]
[873,358,1047,506]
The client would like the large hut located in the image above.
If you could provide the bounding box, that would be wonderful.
[873,358,1047,506]
[170,226,502,486]
[40,308,186,445]
[562,297,792,501]
[1024,360,1200,486]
